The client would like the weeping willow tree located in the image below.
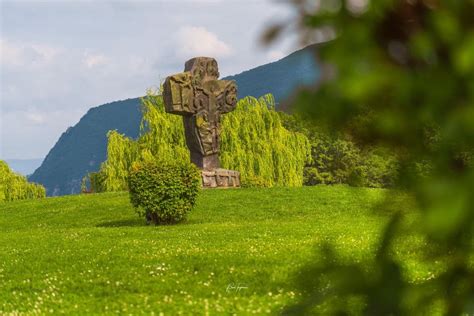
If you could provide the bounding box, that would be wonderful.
[138,90,189,162]
[0,160,46,202]
[84,91,189,192]
[95,131,140,192]
[86,91,310,192]
[221,94,311,187]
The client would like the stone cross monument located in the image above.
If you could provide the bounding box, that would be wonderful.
[163,57,240,188]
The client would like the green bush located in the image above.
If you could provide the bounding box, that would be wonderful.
[128,161,201,225]
[304,135,361,185]
[353,150,399,188]
[304,138,399,188]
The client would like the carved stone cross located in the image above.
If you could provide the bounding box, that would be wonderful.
[163,57,240,187]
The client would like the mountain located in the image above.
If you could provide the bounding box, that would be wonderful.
[29,99,142,195]
[4,159,43,176]
[30,45,320,196]
[224,45,320,103]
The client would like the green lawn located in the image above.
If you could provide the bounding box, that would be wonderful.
[1,186,432,314]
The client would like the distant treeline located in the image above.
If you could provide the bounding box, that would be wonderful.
[84,91,400,192]
[83,92,311,192]
[0,160,46,202]
[279,113,399,188]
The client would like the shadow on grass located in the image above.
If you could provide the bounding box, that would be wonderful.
[97,217,211,228]
[96,219,145,228]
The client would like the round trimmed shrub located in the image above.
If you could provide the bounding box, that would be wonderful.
[128,161,201,225]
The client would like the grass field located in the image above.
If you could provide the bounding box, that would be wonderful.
[1,186,436,314]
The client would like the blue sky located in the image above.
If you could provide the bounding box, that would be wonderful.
[0,0,298,160]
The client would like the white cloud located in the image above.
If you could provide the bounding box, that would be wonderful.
[25,112,46,124]
[82,52,109,68]
[0,38,60,67]
[30,44,60,64]
[267,50,285,62]
[0,38,23,66]
[2,109,84,159]
[176,26,232,59]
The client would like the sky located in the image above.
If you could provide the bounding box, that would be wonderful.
[0,0,298,160]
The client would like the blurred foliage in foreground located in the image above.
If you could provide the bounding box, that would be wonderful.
[266,0,474,314]
[0,160,46,202]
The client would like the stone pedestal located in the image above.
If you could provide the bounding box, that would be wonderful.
[202,169,240,188]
